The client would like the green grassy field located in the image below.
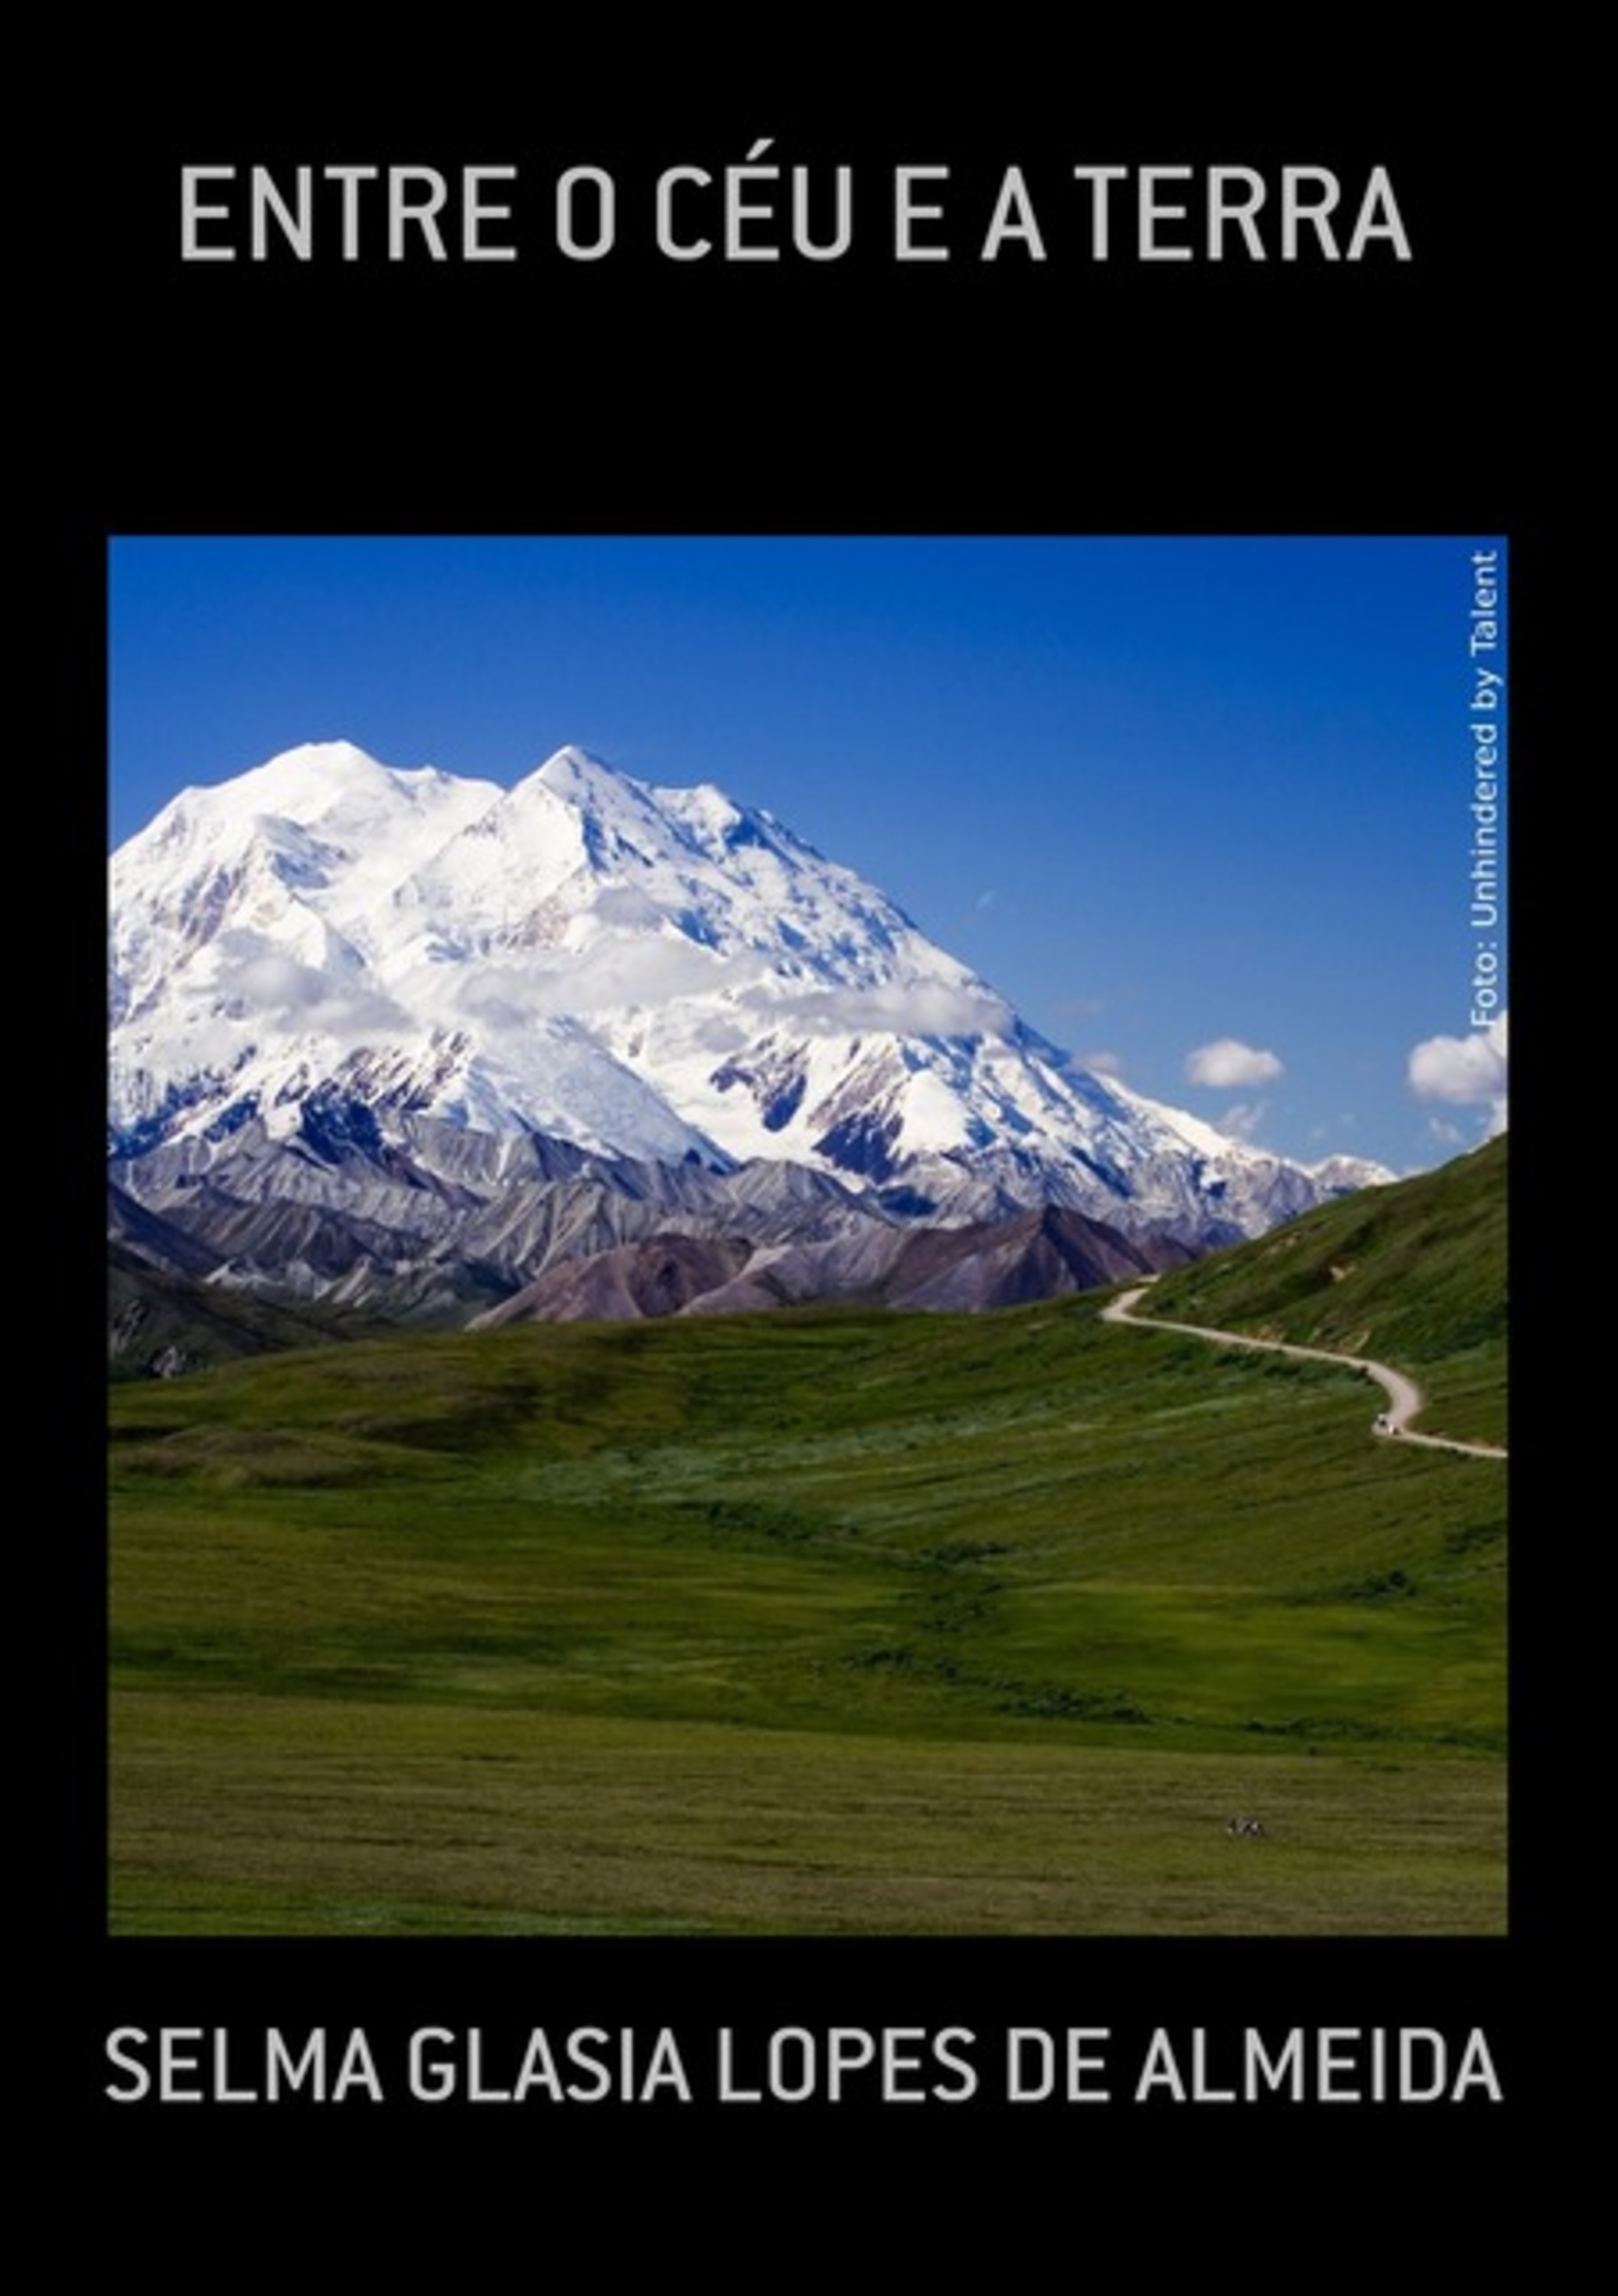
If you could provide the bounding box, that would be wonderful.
[109,1265,1507,1935]
[1148,1135,1508,1446]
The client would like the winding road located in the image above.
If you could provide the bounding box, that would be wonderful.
[1100,1280,1507,1461]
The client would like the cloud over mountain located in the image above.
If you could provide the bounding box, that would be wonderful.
[1186,1038,1284,1089]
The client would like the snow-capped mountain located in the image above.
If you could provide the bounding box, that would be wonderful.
[109,740,1385,1249]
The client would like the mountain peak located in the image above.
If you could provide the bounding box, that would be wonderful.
[513,746,705,871]
[111,737,1375,1245]
[227,742,495,822]
[530,745,630,799]
[266,737,383,773]
[235,739,390,801]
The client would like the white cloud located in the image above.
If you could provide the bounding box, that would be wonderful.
[447,941,1013,1049]
[223,950,409,1038]
[1082,1048,1124,1078]
[1218,1101,1268,1142]
[1186,1037,1284,1089]
[763,979,1016,1041]
[454,938,757,1022]
[230,952,331,1009]
[589,885,666,931]
[1408,1012,1508,1137]
[686,1013,752,1055]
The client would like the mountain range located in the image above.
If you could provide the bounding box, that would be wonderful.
[109,741,1389,1334]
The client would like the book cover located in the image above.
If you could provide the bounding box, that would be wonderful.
[66,51,1546,2200]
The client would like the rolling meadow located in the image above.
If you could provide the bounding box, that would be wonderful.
[110,1143,1507,1936]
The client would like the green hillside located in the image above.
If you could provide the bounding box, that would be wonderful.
[109,1247,387,1378]
[110,1259,1507,1936]
[1146,1137,1507,1445]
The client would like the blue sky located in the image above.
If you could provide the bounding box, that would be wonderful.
[109,534,1508,1173]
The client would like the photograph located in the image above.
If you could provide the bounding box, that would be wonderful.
[107,533,1508,1949]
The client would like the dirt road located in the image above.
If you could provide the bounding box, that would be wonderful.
[1100,1281,1507,1460]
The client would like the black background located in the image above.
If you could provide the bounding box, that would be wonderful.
[59,41,1556,2215]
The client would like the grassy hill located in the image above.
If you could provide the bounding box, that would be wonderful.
[110,1234,1507,1935]
[1144,1137,1507,1445]
[109,1247,388,1378]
